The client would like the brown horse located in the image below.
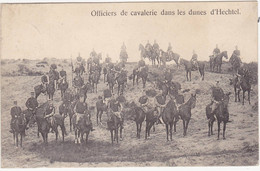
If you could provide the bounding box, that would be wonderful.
[240,69,251,105]
[206,92,231,137]
[116,71,127,95]
[96,99,107,125]
[161,98,179,141]
[213,51,228,73]
[47,81,55,100]
[229,76,241,102]
[132,68,140,86]
[211,92,231,140]
[107,109,124,145]
[72,112,92,144]
[89,70,100,93]
[178,94,197,136]
[145,108,159,139]
[107,71,116,93]
[11,113,27,147]
[51,114,67,142]
[179,58,205,81]
[59,79,68,98]
[34,84,47,99]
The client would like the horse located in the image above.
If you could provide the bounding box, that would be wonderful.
[78,83,91,102]
[59,79,68,98]
[145,108,159,139]
[211,92,231,140]
[229,54,242,73]
[28,103,51,145]
[161,98,179,141]
[212,51,228,73]
[178,94,197,136]
[103,67,108,83]
[107,110,124,145]
[139,44,149,60]
[240,69,251,105]
[46,81,55,100]
[72,112,92,144]
[206,92,231,137]
[107,71,116,93]
[11,113,27,147]
[96,99,107,125]
[179,58,205,81]
[229,76,241,102]
[34,84,47,99]
[51,114,67,142]
[132,68,140,86]
[116,71,127,95]
[138,67,148,88]
[128,102,146,139]
[89,70,100,93]
[159,49,180,67]
[209,55,215,72]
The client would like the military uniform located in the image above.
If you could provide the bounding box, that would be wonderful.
[153,42,159,50]
[213,47,220,57]
[191,53,198,69]
[90,50,97,58]
[145,42,152,52]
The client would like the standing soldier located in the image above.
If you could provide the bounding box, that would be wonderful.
[191,50,199,70]
[9,101,22,133]
[25,92,39,115]
[213,44,220,58]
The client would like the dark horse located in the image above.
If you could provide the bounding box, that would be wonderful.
[179,58,205,81]
[138,67,148,88]
[103,67,108,83]
[210,92,231,140]
[206,92,231,137]
[159,49,180,68]
[96,99,107,125]
[52,114,67,142]
[59,79,68,98]
[47,81,55,100]
[29,103,51,145]
[11,113,27,147]
[107,71,116,93]
[212,51,228,73]
[132,68,139,86]
[34,84,47,99]
[107,109,124,145]
[116,71,127,95]
[161,98,179,141]
[72,112,92,144]
[178,94,196,136]
[89,70,100,93]
[240,69,251,105]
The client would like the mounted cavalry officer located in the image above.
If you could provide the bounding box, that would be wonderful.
[59,66,67,82]
[73,73,84,96]
[25,92,39,115]
[121,42,126,52]
[213,44,220,58]
[90,48,97,58]
[9,101,22,133]
[43,100,56,133]
[73,94,94,131]
[145,40,152,53]
[153,40,159,50]
[106,94,122,129]
[74,54,84,76]
[167,42,173,56]
[191,50,199,70]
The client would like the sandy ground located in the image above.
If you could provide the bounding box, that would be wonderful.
[1,60,258,167]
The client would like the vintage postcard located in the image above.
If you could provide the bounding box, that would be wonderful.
[0,1,258,168]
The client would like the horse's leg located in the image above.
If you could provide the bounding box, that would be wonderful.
[116,128,119,144]
[120,125,123,140]
[186,71,189,81]
[13,132,15,146]
[217,121,221,140]
[61,124,65,142]
[219,64,222,73]
[95,83,97,93]
[20,133,23,147]
[86,131,89,144]
[153,124,155,132]
[238,89,241,102]
[189,71,191,82]
[96,110,99,125]
[211,120,214,135]
[139,122,142,139]
[74,129,78,144]
[174,120,177,132]
[208,120,211,136]
[223,122,226,140]
[166,124,169,141]
[182,120,186,136]
[248,90,251,105]
[110,130,113,145]
[170,122,173,141]
[70,117,72,132]
[145,121,148,139]
[185,119,190,135]
[242,90,245,105]
[15,132,18,147]
[234,87,237,102]
[46,133,48,145]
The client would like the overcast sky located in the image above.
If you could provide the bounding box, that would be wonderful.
[1,2,258,63]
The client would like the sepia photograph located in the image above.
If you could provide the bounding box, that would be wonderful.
[0,1,258,168]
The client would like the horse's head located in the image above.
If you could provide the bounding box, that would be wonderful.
[223,51,228,59]
[189,93,197,109]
